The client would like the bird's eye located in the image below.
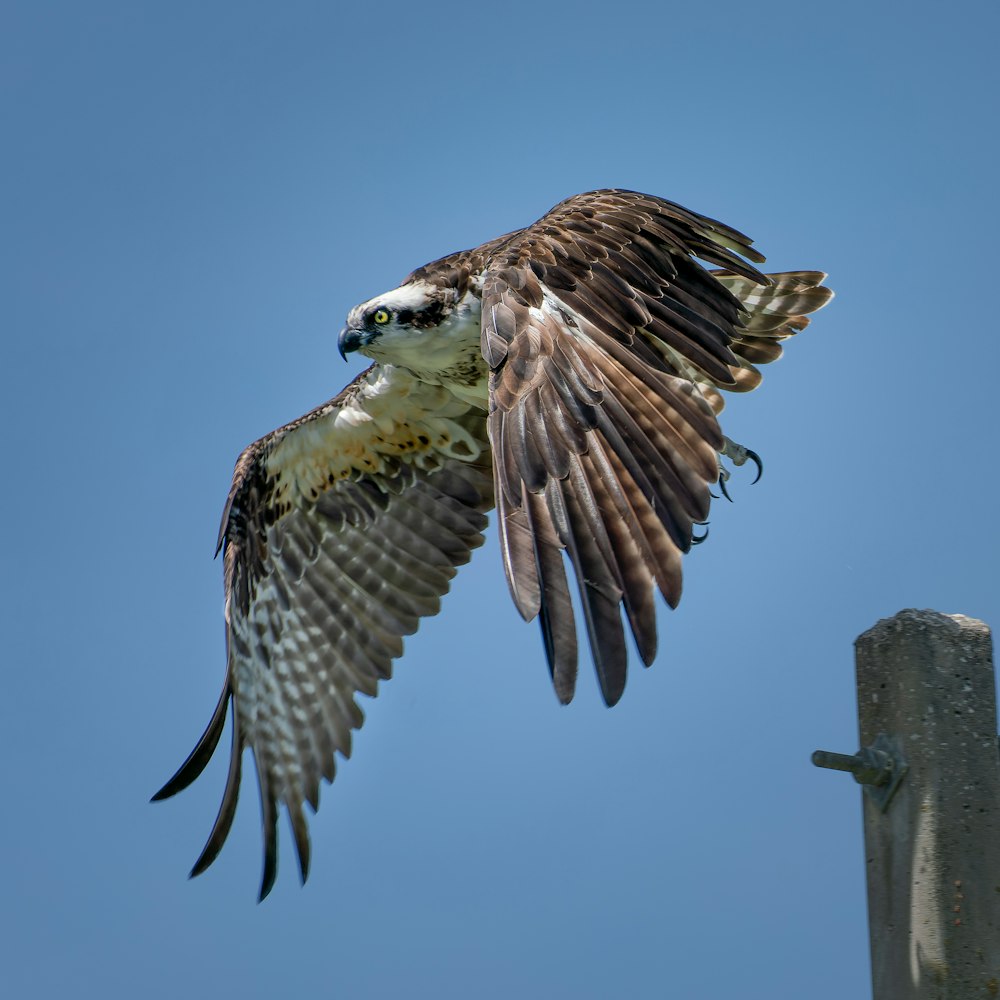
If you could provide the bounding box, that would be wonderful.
[372,308,392,325]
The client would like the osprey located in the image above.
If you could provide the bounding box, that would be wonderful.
[154,189,832,899]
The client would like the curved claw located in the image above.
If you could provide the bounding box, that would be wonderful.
[692,523,710,546]
[719,476,733,502]
[746,449,763,485]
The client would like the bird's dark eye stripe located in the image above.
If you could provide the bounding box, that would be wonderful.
[395,309,414,325]
[408,301,449,329]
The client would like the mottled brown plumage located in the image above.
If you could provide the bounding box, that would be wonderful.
[155,189,832,898]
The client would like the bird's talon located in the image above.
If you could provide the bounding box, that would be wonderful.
[718,438,764,497]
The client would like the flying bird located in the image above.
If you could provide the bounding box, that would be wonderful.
[154,189,832,899]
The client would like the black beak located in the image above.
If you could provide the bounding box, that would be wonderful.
[337,327,371,361]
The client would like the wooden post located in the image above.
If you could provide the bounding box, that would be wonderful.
[816,609,1000,997]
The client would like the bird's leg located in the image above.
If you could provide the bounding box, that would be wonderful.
[716,437,763,501]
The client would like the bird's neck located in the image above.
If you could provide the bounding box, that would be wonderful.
[395,293,490,408]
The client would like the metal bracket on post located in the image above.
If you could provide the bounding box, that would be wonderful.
[811,733,908,812]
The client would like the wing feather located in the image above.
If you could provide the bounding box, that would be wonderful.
[580,446,658,667]
[187,700,243,878]
[523,486,579,701]
[548,472,628,706]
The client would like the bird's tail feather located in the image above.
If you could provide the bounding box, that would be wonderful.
[702,270,833,408]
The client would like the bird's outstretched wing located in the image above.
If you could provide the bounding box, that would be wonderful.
[153,365,492,899]
[480,189,810,706]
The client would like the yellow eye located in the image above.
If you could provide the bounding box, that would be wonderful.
[372,308,391,325]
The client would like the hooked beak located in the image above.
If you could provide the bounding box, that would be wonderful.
[337,327,374,361]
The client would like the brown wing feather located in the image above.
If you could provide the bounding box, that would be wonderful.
[154,366,493,899]
[481,190,780,704]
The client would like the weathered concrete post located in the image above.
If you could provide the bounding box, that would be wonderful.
[847,610,1000,996]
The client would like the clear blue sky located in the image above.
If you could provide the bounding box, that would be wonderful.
[3,2,998,997]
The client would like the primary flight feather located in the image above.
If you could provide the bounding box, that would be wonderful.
[154,189,832,899]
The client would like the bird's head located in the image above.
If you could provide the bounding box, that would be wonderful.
[339,280,458,364]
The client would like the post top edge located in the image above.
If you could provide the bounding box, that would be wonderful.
[855,608,991,647]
